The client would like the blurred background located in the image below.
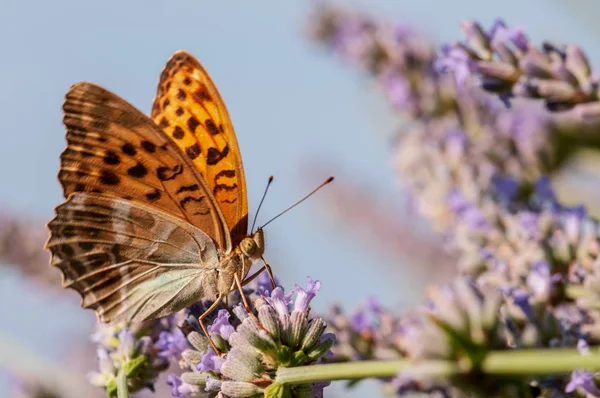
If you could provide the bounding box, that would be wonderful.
[1,0,599,396]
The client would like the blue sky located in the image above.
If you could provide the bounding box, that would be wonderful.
[0,1,598,396]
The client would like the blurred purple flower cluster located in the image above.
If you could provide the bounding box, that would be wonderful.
[310,4,600,397]
[0,209,53,286]
[437,20,600,113]
[87,314,184,396]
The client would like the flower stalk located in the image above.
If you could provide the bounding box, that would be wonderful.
[276,348,600,385]
[116,367,129,398]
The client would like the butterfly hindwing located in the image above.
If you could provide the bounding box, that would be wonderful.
[47,193,221,323]
[151,51,248,246]
[60,81,231,251]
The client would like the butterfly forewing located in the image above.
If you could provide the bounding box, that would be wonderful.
[60,82,231,251]
[47,193,221,323]
[151,51,248,246]
[48,52,261,325]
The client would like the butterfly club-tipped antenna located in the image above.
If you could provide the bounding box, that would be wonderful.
[260,176,334,229]
[251,175,274,233]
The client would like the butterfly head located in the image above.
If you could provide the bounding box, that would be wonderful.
[240,228,265,260]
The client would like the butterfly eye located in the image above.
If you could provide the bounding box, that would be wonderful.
[241,238,257,256]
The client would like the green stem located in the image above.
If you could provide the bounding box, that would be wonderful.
[482,348,600,375]
[116,367,129,398]
[275,348,600,385]
[276,359,458,384]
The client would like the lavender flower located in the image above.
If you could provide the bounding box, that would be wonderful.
[566,370,600,397]
[400,279,504,363]
[170,277,333,397]
[309,6,600,396]
[156,327,189,361]
[308,3,455,119]
[0,210,54,286]
[88,317,178,395]
[326,298,403,362]
[438,19,600,113]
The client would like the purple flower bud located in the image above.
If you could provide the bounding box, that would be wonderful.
[156,328,189,360]
[117,329,136,357]
[491,175,519,204]
[507,288,534,321]
[383,72,414,110]
[577,339,591,355]
[447,191,492,231]
[566,370,600,396]
[527,261,557,302]
[197,348,226,373]
[265,287,293,318]
[294,277,322,313]
[208,309,235,341]
[166,373,195,398]
[350,309,371,333]
[256,269,278,296]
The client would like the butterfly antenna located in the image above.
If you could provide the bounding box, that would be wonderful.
[261,176,334,229]
[251,175,274,233]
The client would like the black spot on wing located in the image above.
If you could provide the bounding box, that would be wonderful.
[103,151,120,165]
[176,184,200,194]
[214,183,238,193]
[159,117,169,128]
[157,164,183,181]
[78,241,95,250]
[145,189,162,202]
[186,143,201,160]
[122,143,136,156]
[141,141,156,153]
[61,244,74,257]
[172,126,185,139]
[179,196,208,214]
[215,169,236,179]
[62,225,75,238]
[205,119,219,135]
[99,170,120,185]
[187,116,200,133]
[127,163,148,178]
[194,86,212,102]
[206,145,229,165]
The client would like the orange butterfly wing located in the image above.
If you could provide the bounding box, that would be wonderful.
[59,82,231,251]
[151,51,248,247]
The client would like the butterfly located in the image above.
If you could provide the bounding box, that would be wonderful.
[46,51,275,334]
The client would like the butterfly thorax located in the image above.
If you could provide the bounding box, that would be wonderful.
[216,228,265,295]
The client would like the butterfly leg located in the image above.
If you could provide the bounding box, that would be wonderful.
[234,272,259,321]
[239,259,276,289]
[198,296,225,355]
[261,257,277,289]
